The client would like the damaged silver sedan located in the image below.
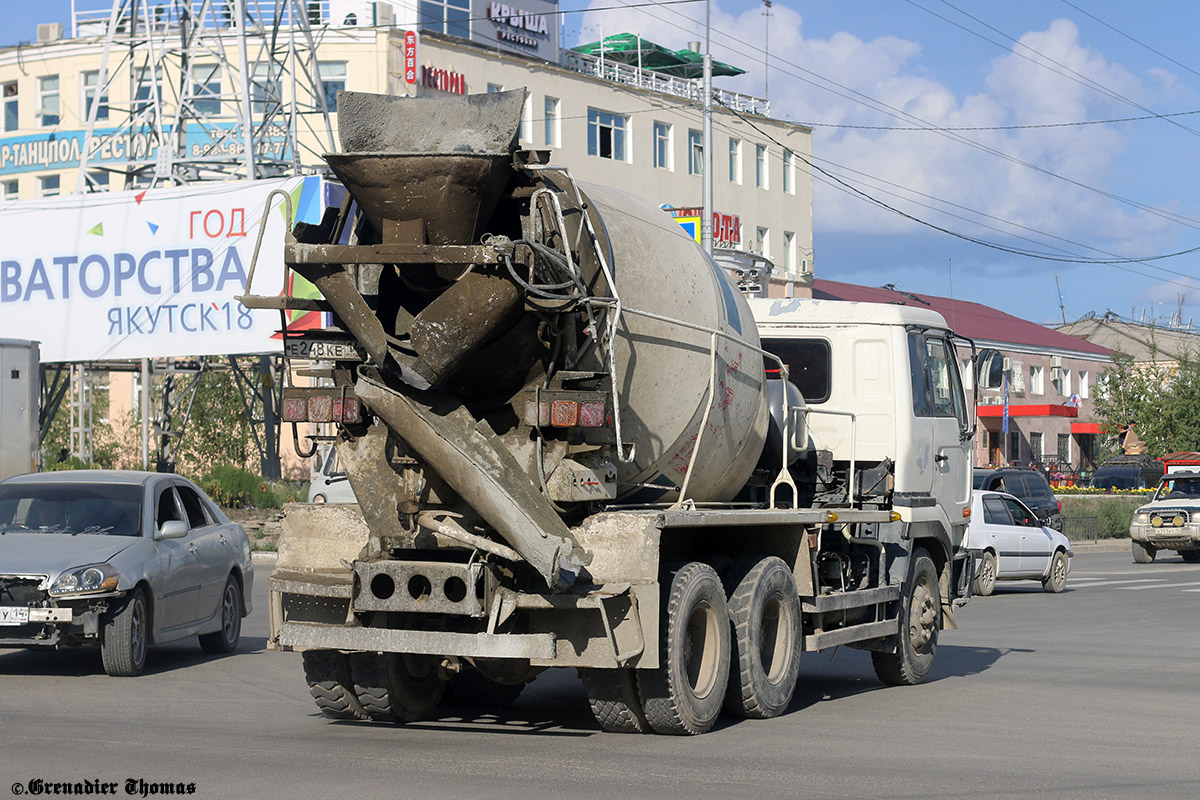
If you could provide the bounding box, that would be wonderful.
[0,470,253,676]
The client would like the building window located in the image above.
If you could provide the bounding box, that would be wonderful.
[1030,364,1044,395]
[653,121,672,170]
[40,175,60,197]
[2,179,17,200]
[756,226,770,259]
[543,96,560,148]
[134,67,162,114]
[755,144,768,189]
[688,129,703,175]
[85,171,109,192]
[1056,365,1071,396]
[82,70,109,121]
[192,64,221,115]
[783,230,796,272]
[1030,432,1044,463]
[37,75,59,127]
[782,148,794,194]
[1057,434,1071,466]
[1079,370,1089,399]
[728,138,741,184]
[588,109,627,161]
[1009,432,1020,463]
[419,0,470,38]
[251,64,279,117]
[4,81,18,132]
[318,62,346,113]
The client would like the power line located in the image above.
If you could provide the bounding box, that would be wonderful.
[798,108,1200,132]
[1058,0,1200,82]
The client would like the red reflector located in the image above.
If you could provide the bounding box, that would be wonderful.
[308,395,333,423]
[334,397,360,423]
[282,397,308,422]
[551,400,578,427]
[579,400,606,427]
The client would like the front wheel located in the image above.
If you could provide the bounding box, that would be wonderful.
[1132,541,1156,564]
[872,549,939,687]
[637,562,731,735]
[1042,550,1069,593]
[1180,550,1200,563]
[101,588,149,677]
[973,551,997,597]
[199,576,242,654]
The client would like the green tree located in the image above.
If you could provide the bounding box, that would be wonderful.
[1093,349,1200,457]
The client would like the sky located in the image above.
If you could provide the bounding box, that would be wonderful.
[5,1,1200,328]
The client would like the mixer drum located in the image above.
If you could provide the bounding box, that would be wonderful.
[576,183,769,503]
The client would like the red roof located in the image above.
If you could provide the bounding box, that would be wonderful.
[812,279,1112,356]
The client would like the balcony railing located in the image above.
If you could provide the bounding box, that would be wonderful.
[561,50,770,117]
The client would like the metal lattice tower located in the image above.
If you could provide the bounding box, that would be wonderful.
[75,0,337,191]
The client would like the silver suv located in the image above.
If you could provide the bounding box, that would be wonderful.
[1129,471,1200,563]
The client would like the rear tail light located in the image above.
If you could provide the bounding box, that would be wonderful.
[524,398,608,428]
[282,390,360,423]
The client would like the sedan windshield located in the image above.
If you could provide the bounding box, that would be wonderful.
[0,483,143,536]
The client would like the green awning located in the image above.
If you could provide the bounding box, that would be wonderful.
[571,33,746,78]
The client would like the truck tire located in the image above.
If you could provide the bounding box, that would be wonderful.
[302,650,367,720]
[1042,550,1069,593]
[972,551,997,597]
[349,652,445,723]
[580,668,650,733]
[871,549,939,687]
[722,556,802,719]
[445,669,526,709]
[1181,550,1200,563]
[1132,541,1156,564]
[637,562,731,735]
[100,587,149,677]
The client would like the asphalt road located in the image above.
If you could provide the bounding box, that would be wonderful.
[3,550,1199,800]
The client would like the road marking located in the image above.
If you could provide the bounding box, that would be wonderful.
[1067,578,1164,587]
[1117,581,1200,590]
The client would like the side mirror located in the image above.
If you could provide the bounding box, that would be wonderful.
[976,348,1004,390]
[156,520,189,540]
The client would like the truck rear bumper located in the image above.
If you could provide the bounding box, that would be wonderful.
[276,621,557,660]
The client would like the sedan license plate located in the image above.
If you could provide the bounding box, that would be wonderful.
[284,338,364,361]
[0,606,30,626]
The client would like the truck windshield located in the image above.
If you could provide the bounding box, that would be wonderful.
[0,483,143,536]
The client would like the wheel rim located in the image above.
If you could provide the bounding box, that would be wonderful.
[685,600,721,699]
[221,585,238,643]
[759,595,787,683]
[908,578,937,653]
[1053,554,1067,585]
[131,599,146,665]
[980,556,996,592]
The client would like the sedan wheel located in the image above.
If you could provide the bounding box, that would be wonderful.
[973,551,997,597]
[1042,550,1069,593]
[101,588,148,677]
[199,576,242,654]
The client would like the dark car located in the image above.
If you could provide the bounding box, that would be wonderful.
[973,467,1064,532]
[1088,456,1163,492]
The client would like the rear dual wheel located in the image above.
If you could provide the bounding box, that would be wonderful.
[722,557,803,720]
[302,650,367,720]
[349,651,445,723]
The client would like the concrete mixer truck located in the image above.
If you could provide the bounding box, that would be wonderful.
[242,90,993,735]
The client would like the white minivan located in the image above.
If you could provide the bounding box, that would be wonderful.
[307,447,358,504]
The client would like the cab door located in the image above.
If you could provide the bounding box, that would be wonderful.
[152,487,201,631]
[980,495,1024,574]
[911,333,972,523]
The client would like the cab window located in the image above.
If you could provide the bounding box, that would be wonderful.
[156,488,182,529]
[1001,496,1038,527]
[176,485,210,528]
[761,337,831,404]
[982,495,1012,525]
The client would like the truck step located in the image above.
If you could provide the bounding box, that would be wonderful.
[237,294,333,312]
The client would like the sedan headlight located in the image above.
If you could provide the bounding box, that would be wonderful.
[49,563,121,597]
[1134,511,1150,525]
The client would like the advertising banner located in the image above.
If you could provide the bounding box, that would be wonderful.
[0,176,325,362]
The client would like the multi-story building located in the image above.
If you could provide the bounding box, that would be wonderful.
[0,1,815,294]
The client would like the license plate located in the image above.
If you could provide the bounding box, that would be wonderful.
[285,339,365,361]
[0,606,30,626]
